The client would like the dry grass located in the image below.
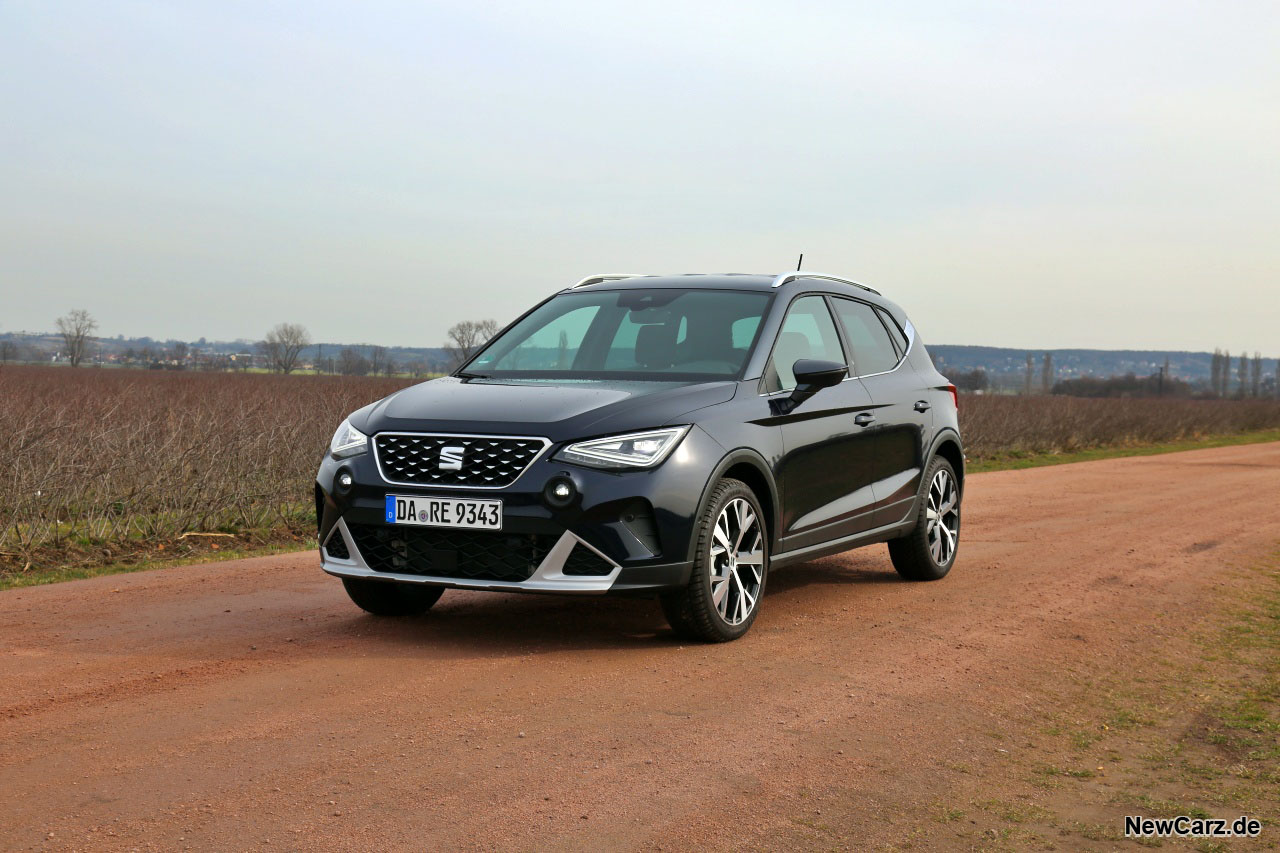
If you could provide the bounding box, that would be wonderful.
[3,365,1279,576]
[959,394,1280,465]
[1,365,411,571]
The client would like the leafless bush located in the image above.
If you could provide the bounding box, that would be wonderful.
[4,366,1279,571]
[959,394,1280,462]
[1,366,410,568]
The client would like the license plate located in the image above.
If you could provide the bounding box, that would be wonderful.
[384,495,503,530]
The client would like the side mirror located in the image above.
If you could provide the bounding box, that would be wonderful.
[771,359,848,415]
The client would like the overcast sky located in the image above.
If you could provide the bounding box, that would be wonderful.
[2,1,1277,352]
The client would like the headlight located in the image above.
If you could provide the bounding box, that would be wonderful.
[329,419,369,459]
[556,426,690,469]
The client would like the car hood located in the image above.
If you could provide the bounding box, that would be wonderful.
[354,376,737,441]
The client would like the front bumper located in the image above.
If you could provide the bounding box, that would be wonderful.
[315,427,722,595]
[324,518,634,593]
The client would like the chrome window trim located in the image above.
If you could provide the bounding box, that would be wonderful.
[770,271,880,295]
[757,293,914,396]
[829,295,911,380]
[321,518,621,594]
[373,432,552,490]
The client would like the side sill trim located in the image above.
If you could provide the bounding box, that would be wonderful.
[770,518,916,569]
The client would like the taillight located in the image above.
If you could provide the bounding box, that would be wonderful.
[945,384,958,409]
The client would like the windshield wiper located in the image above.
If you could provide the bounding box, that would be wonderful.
[456,371,490,380]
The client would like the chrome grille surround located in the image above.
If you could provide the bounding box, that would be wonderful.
[373,432,551,490]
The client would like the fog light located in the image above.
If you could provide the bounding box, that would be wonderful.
[543,475,578,509]
[335,468,355,495]
[339,473,353,488]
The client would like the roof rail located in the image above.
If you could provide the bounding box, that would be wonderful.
[572,273,653,288]
[771,271,879,295]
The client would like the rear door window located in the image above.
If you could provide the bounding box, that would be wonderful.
[831,298,901,377]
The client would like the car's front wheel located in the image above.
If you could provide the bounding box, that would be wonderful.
[341,577,444,616]
[888,455,961,581]
[660,478,768,642]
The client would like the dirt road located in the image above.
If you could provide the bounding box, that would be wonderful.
[3,443,1279,851]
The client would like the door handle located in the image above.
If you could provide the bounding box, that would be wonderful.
[854,412,875,427]
[913,400,931,412]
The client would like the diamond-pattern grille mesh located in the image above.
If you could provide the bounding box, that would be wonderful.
[323,532,350,560]
[375,434,546,488]
[347,523,553,583]
[563,546,615,576]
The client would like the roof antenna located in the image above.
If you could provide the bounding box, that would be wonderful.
[796,253,804,271]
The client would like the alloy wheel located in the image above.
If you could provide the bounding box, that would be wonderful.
[925,468,959,565]
[709,498,764,626]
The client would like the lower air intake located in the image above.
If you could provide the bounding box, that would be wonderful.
[347,523,553,583]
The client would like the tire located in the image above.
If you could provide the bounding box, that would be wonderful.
[341,577,444,616]
[888,455,961,581]
[660,478,768,642]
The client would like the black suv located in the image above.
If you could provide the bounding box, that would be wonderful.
[316,272,962,641]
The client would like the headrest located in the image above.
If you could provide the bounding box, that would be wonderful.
[635,323,677,368]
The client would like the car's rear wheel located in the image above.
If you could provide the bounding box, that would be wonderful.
[660,478,768,642]
[888,455,961,581]
[341,577,444,616]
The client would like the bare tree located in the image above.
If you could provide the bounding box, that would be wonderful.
[258,323,312,374]
[444,319,499,369]
[1251,352,1262,398]
[0,340,17,364]
[338,347,370,376]
[369,346,388,376]
[953,368,988,393]
[1210,349,1222,397]
[55,309,97,367]
[1041,352,1054,394]
[1023,353,1034,396]
[1237,351,1249,397]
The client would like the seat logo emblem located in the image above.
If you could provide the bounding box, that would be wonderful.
[439,446,465,470]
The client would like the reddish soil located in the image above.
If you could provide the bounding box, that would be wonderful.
[3,443,1279,851]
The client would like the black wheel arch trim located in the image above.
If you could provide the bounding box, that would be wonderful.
[686,447,780,563]
[927,428,965,491]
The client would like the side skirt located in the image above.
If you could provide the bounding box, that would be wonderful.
[770,517,917,569]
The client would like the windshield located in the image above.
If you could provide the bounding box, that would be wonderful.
[465,289,772,380]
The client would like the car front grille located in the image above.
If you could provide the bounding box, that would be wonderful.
[374,433,548,488]
[347,523,554,583]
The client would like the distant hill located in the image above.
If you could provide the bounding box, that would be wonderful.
[0,332,450,371]
[929,345,1275,387]
[2,330,1273,389]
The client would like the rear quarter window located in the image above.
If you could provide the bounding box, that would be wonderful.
[876,308,910,356]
